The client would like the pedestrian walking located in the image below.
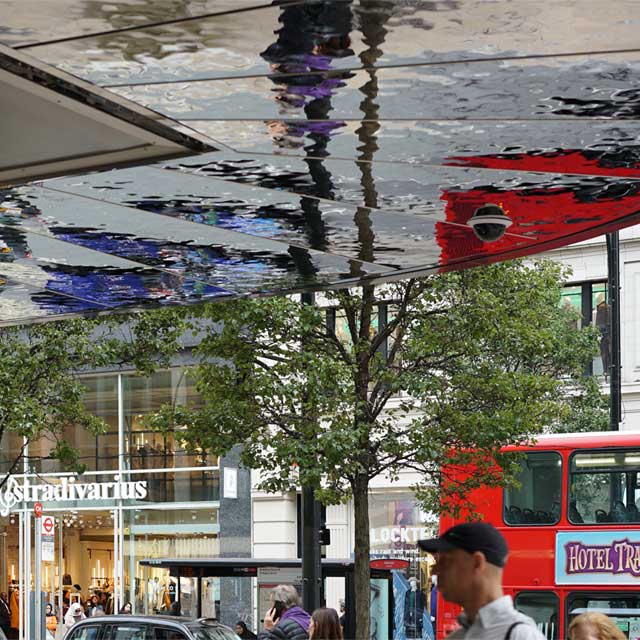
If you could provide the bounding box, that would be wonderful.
[418,522,546,639]
[568,612,626,640]
[258,584,310,640]
[63,602,86,630]
[309,608,343,640]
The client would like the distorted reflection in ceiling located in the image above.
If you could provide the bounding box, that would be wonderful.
[1,0,640,324]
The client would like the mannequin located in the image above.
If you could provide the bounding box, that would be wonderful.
[404,577,425,638]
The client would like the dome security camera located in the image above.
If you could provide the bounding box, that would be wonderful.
[467,204,512,242]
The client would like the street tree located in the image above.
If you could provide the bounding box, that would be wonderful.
[0,312,184,489]
[147,259,604,639]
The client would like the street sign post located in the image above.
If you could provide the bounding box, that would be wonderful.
[41,516,55,562]
[33,503,43,640]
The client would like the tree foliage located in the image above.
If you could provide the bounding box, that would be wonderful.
[0,311,185,487]
[146,258,605,639]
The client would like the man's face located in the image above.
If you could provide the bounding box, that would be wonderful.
[433,548,476,605]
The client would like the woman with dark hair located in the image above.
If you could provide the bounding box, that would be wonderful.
[309,608,343,640]
[235,621,257,639]
[119,602,132,614]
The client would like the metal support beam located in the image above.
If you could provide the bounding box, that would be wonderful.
[301,486,323,613]
[300,292,323,613]
[606,231,622,430]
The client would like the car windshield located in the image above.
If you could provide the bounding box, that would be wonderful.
[187,625,240,640]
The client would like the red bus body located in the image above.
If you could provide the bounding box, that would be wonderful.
[436,431,640,640]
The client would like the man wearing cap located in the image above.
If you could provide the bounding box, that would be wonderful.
[418,522,545,639]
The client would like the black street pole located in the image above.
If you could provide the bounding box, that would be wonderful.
[606,231,622,430]
[300,291,323,613]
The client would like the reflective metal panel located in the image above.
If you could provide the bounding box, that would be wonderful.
[0,0,639,324]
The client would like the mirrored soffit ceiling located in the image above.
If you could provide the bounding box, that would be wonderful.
[1,0,640,325]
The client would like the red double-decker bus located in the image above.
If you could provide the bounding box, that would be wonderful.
[436,431,640,640]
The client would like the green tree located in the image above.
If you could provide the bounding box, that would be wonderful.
[0,311,184,488]
[147,259,604,639]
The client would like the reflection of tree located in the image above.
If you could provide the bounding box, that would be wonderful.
[261,1,355,258]
[81,0,211,61]
[352,1,394,266]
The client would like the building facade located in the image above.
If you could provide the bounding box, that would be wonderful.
[1,231,636,639]
[0,369,252,638]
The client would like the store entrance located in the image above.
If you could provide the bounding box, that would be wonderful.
[16,507,124,640]
[58,510,117,614]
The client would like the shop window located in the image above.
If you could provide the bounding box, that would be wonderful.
[570,450,640,524]
[561,282,609,377]
[124,370,218,504]
[110,625,147,640]
[504,452,562,525]
[567,592,640,638]
[514,592,559,640]
[66,626,101,640]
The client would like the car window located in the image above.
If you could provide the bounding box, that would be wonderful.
[153,629,189,640]
[67,627,101,640]
[109,625,147,640]
[188,627,240,640]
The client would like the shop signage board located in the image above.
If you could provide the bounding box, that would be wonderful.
[41,515,55,562]
[257,566,303,584]
[0,475,148,516]
[223,467,237,499]
[257,567,303,625]
[556,531,640,585]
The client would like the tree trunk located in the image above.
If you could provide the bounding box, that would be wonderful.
[353,473,371,640]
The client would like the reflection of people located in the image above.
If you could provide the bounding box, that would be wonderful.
[309,608,343,640]
[236,621,257,639]
[404,577,425,637]
[568,612,625,640]
[594,294,611,377]
[258,584,310,640]
[418,522,545,639]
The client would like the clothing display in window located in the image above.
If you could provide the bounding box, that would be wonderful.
[404,578,425,638]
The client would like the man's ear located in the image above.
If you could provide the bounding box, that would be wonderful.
[471,551,487,572]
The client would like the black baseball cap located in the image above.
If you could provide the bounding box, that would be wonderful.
[417,522,509,568]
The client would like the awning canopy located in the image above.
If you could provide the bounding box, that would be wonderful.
[1,0,639,325]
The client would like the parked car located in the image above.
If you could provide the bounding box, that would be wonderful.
[62,615,241,640]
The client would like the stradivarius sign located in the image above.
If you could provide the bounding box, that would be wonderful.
[0,475,148,516]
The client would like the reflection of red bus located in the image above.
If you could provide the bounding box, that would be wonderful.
[437,431,640,640]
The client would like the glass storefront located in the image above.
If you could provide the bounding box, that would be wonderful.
[0,369,236,640]
[369,491,437,640]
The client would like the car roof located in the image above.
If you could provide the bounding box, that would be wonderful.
[73,615,229,628]
[73,614,187,627]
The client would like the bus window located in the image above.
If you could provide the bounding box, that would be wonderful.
[570,450,640,524]
[514,592,558,640]
[504,452,562,525]
[567,593,640,639]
